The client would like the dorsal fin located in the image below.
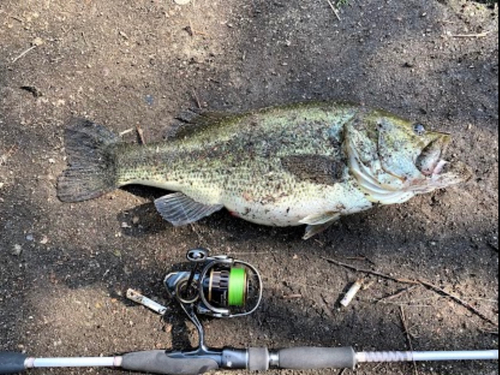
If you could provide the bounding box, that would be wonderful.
[167,108,244,140]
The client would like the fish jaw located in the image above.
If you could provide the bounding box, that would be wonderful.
[408,133,472,194]
[415,134,450,176]
[410,160,472,194]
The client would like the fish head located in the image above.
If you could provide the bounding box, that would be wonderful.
[344,109,472,203]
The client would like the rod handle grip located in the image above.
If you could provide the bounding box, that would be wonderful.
[121,350,219,375]
[277,346,356,369]
[0,352,27,374]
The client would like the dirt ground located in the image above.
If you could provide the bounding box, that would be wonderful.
[0,1,498,374]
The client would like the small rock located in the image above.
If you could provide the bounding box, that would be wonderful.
[132,216,140,224]
[25,234,34,241]
[162,324,172,333]
[12,244,22,256]
[32,37,44,46]
[145,95,154,106]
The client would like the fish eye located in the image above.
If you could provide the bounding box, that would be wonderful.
[413,123,426,136]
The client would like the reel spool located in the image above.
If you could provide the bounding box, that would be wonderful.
[164,248,262,318]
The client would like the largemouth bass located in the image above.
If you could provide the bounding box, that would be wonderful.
[58,101,471,239]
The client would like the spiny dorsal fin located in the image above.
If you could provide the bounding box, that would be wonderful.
[168,108,244,140]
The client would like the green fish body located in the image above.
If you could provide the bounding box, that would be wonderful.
[58,102,470,239]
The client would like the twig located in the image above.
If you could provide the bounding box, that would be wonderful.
[12,38,44,64]
[186,20,194,37]
[321,257,419,285]
[10,16,24,23]
[313,238,325,246]
[81,31,89,47]
[326,0,341,21]
[186,19,209,37]
[320,294,334,318]
[400,306,419,375]
[0,144,18,166]
[188,222,210,247]
[450,31,491,38]
[119,128,134,136]
[136,124,146,145]
[478,328,499,335]
[192,89,202,109]
[282,294,302,299]
[486,242,498,252]
[344,255,376,265]
[322,256,498,327]
[417,279,497,327]
[12,45,36,63]
[377,285,418,303]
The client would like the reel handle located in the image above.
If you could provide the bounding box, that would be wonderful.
[186,249,208,263]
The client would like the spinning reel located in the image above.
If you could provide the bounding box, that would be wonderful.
[164,248,263,358]
[165,248,262,318]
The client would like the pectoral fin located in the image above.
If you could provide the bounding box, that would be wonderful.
[154,192,224,226]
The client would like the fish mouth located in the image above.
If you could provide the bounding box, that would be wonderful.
[413,134,472,192]
[415,134,450,177]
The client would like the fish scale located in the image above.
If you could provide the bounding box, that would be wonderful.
[57,101,470,239]
[116,106,352,203]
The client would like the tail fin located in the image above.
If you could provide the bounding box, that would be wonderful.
[57,118,120,202]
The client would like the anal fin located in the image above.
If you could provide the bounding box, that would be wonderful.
[154,192,223,226]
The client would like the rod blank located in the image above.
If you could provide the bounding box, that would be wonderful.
[356,350,499,363]
[25,357,122,368]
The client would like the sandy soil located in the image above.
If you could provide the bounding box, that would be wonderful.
[0,1,498,374]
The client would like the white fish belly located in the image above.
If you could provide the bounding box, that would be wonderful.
[222,182,372,227]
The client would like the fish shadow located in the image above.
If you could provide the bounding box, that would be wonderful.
[117,185,303,241]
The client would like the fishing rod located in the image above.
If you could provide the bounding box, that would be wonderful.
[1,249,497,374]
